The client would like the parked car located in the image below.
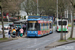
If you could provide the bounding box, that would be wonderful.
[0,24,10,33]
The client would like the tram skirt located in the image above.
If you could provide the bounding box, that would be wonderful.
[20,33,23,37]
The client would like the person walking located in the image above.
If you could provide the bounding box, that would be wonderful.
[23,25,26,35]
[15,26,18,36]
[20,28,23,37]
[17,26,20,37]
[8,27,11,38]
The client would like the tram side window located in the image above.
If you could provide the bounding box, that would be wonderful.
[46,23,48,26]
[45,23,47,29]
[46,23,48,29]
[42,23,46,30]
[43,23,45,29]
[41,23,43,30]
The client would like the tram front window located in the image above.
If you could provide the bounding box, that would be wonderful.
[27,23,40,31]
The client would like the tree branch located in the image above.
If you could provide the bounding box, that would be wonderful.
[69,0,73,6]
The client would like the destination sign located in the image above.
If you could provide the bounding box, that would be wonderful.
[29,21,37,23]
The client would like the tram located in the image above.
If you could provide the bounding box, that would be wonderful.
[26,16,53,37]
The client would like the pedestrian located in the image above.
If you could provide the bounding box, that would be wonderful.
[15,26,18,36]
[23,25,26,35]
[12,28,16,33]
[20,28,23,37]
[17,26,20,37]
[15,26,17,30]
[8,27,11,38]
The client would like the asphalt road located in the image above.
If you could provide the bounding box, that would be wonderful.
[0,26,70,50]
[49,27,75,50]
[0,27,61,50]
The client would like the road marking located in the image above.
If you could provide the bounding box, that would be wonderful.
[63,31,70,39]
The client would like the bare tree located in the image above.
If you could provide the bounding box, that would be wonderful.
[22,0,37,15]
[2,0,24,14]
[69,0,75,38]
[0,0,24,38]
[0,0,5,38]
[39,0,56,16]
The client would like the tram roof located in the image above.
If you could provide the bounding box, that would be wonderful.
[28,16,53,21]
[28,16,48,19]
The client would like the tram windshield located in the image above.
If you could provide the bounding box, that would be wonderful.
[27,23,40,31]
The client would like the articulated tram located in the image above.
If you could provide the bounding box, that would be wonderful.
[26,16,53,37]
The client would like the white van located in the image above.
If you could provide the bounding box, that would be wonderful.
[55,19,68,32]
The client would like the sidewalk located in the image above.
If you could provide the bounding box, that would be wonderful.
[45,40,75,50]
[15,35,26,39]
[45,29,75,50]
[0,38,17,43]
[0,35,26,43]
[0,33,8,38]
